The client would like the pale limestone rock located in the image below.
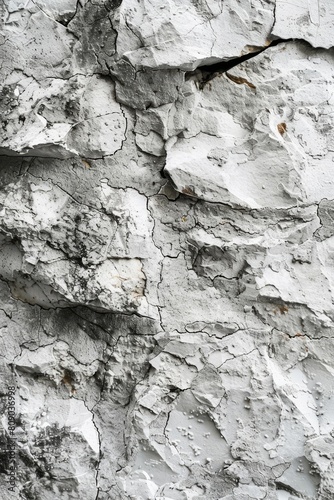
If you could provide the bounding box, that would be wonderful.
[0,74,126,157]
[273,0,334,49]
[1,0,334,499]
[135,131,165,157]
[161,41,334,209]
[0,176,157,315]
[116,0,276,70]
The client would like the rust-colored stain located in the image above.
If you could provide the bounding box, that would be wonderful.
[295,332,305,337]
[226,72,256,89]
[274,304,289,315]
[182,186,196,196]
[242,44,263,54]
[277,123,287,136]
[61,369,76,395]
[81,158,91,169]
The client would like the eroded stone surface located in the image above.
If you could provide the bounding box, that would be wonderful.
[116,0,276,70]
[273,0,334,49]
[1,1,334,500]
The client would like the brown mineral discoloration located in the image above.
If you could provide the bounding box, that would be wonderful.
[182,186,197,196]
[62,369,76,395]
[81,158,91,169]
[274,304,289,314]
[277,122,287,135]
[226,72,256,89]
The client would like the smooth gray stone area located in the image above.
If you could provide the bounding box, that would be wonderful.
[1,1,334,499]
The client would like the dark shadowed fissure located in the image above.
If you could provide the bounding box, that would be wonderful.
[187,37,292,88]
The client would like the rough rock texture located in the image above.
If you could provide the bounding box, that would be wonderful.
[1,1,334,499]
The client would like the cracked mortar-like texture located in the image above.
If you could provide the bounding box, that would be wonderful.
[1,1,334,499]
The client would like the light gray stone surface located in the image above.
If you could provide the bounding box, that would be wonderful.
[1,1,334,499]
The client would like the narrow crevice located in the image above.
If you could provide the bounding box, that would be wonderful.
[187,37,292,88]
[275,482,306,498]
